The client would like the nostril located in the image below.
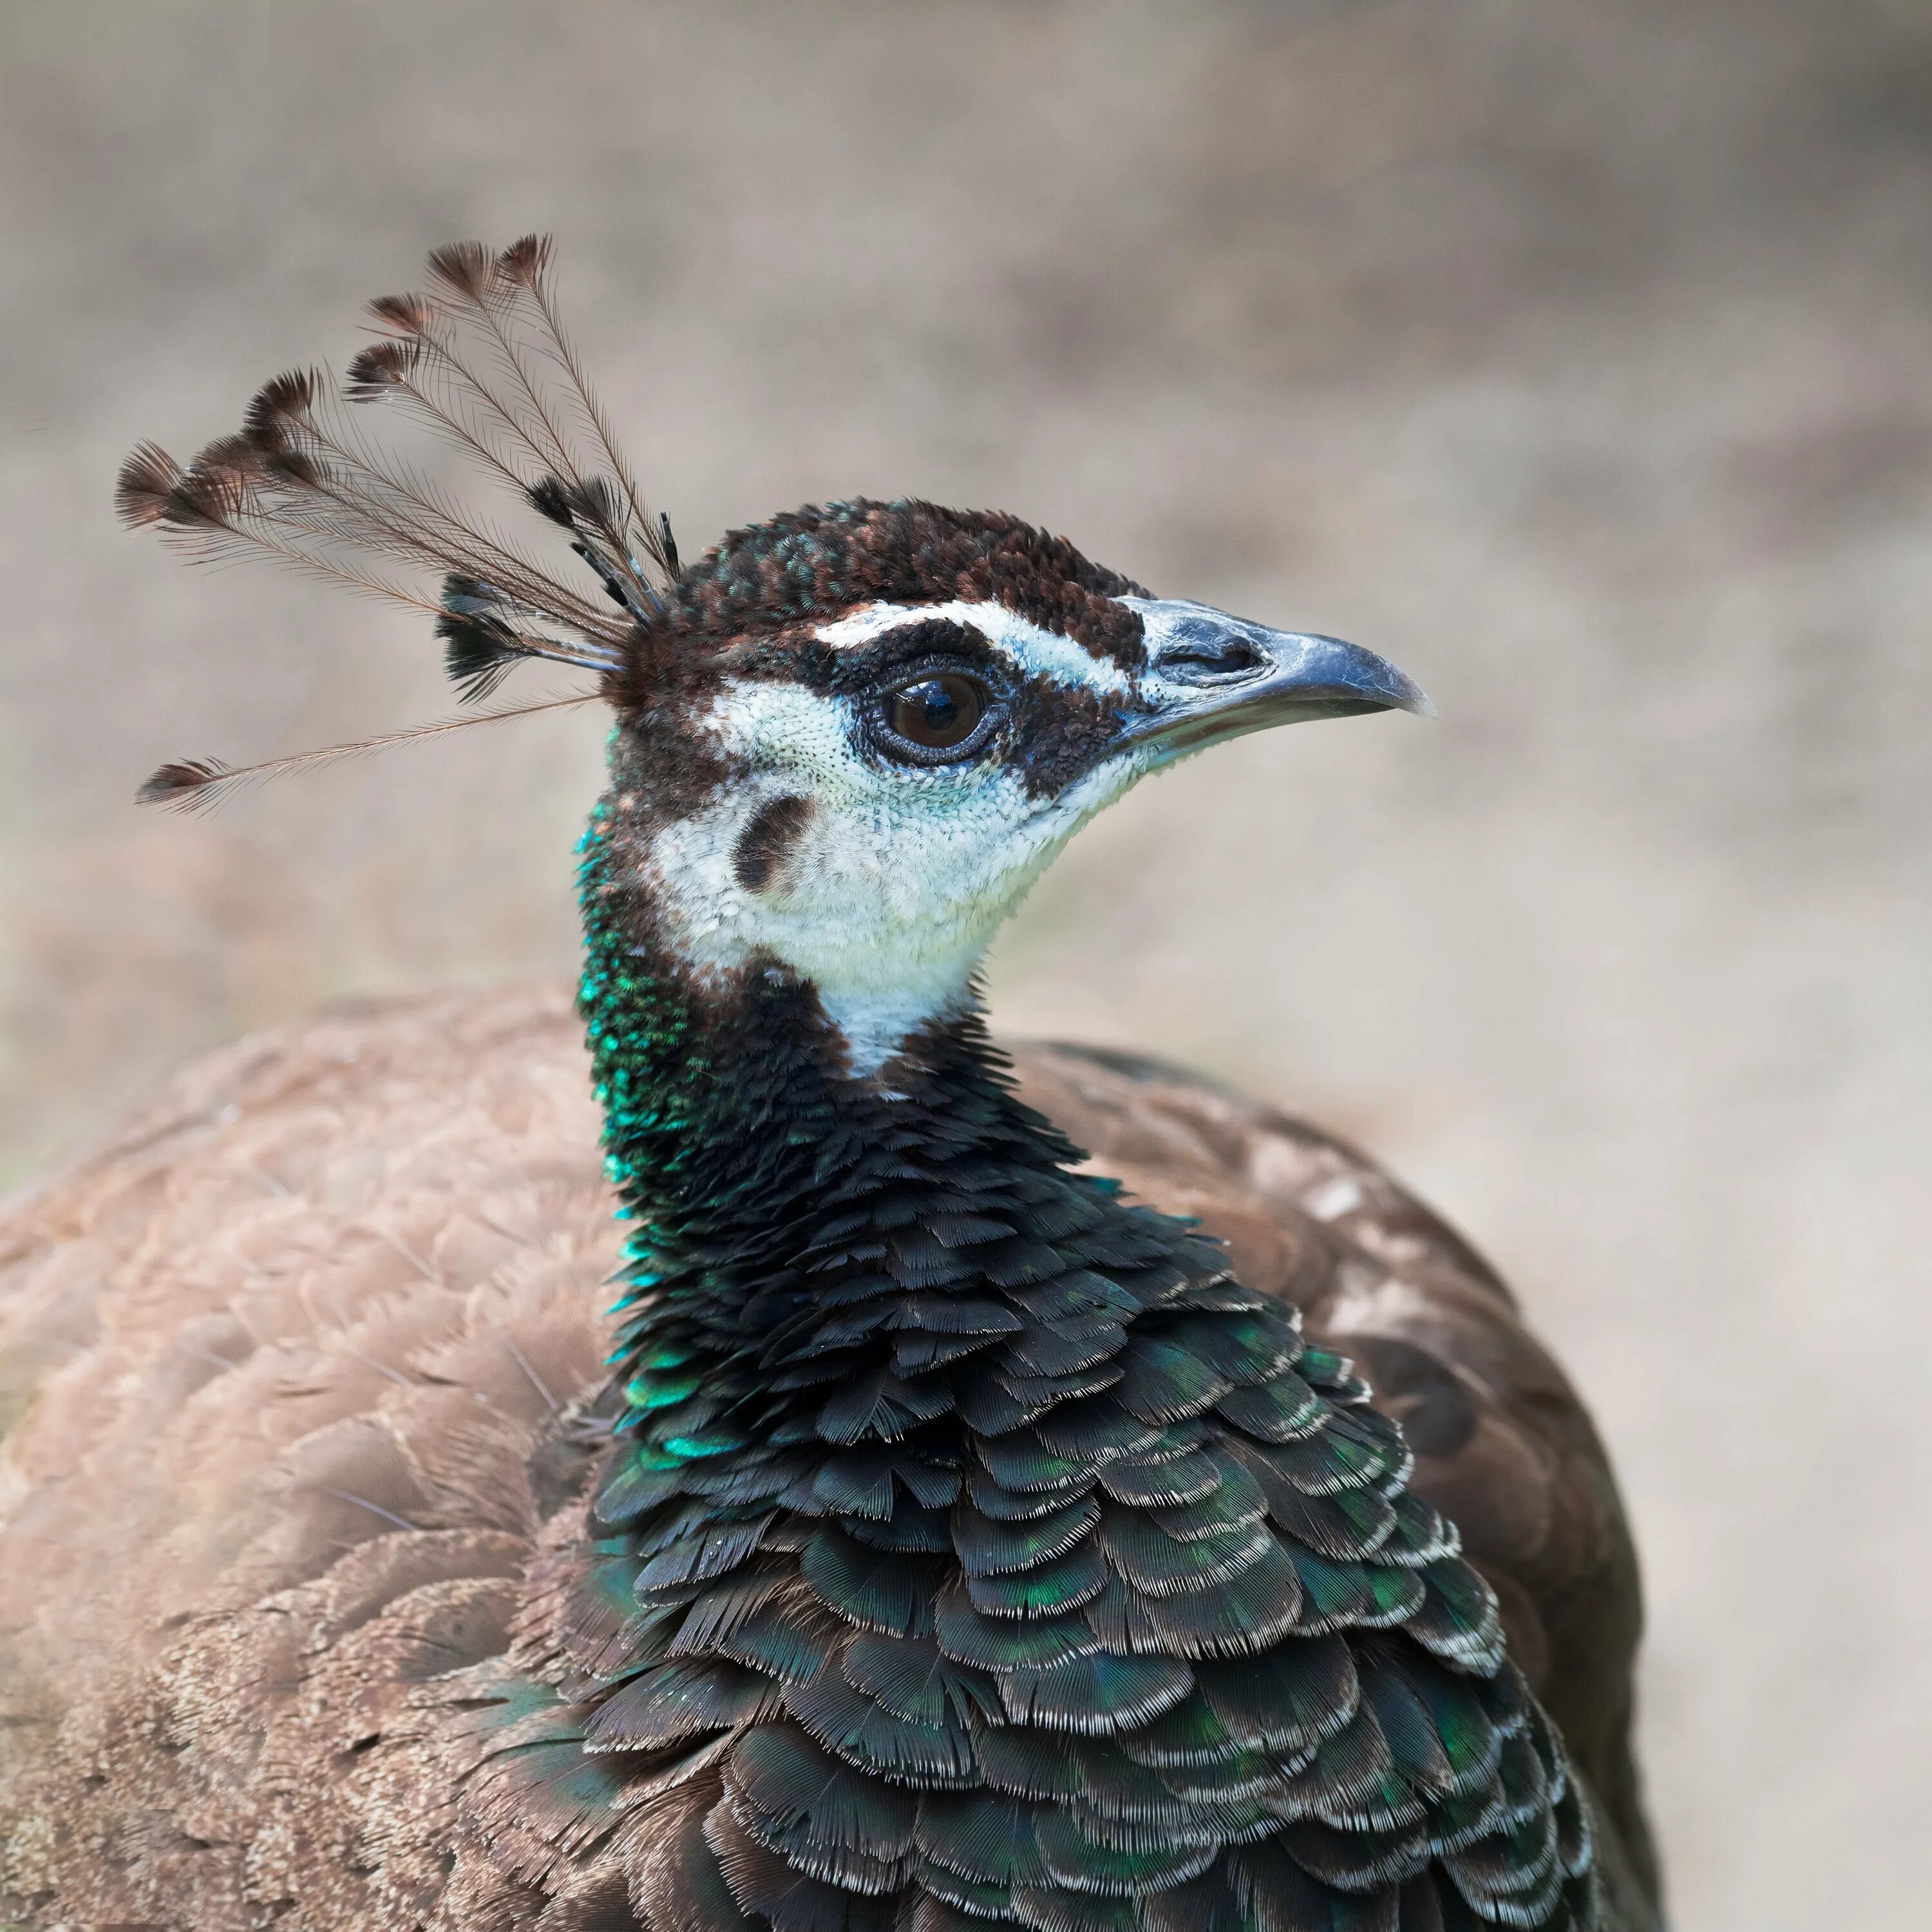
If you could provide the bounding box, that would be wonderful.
[1159,634,1265,681]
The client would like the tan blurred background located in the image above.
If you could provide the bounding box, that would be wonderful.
[3,0,1929,1922]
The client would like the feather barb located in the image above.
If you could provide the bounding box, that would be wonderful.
[136,694,600,813]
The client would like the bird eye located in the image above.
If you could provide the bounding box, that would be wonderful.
[878,673,990,759]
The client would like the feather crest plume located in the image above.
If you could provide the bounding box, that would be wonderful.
[118,236,674,804]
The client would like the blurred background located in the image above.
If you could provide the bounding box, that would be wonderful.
[3,1,1929,1922]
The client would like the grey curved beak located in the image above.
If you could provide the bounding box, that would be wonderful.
[1118,598,1433,761]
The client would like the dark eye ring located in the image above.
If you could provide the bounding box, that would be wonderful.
[875,672,994,761]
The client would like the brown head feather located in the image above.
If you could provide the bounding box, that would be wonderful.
[134,696,600,813]
[344,337,423,400]
[498,233,554,287]
[368,291,435,336]
[242,368,323,450]
[189,431,269,477]
[135,757,234,811]
[425,240,497,305]
[114,441,185,527]
[167,456,254,530]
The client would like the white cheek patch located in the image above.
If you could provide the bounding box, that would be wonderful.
[814,599,1133,697]
[643,678,1141,1078]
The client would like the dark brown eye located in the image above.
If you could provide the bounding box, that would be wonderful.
[881,674,988,755]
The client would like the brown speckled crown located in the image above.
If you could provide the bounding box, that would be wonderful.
[630,497,1150,699]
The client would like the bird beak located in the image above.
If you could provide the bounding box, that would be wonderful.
[1117,598,1434,762]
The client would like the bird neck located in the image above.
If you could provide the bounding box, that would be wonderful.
[576,796,1101,1374]
[574,794,1177,1541]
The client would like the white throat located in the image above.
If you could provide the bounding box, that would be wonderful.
[639,678,1141,1078]
[641,762,1043,1079]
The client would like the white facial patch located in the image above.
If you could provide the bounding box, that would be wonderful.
[641,676,1143,1079]
[814,600,1132,697]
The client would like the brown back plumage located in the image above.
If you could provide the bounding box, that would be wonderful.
[0,990,1656,1929]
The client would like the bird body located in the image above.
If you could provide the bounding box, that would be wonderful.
[0,242,1658,1931]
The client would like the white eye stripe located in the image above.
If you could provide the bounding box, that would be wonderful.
[812,599,1133,697]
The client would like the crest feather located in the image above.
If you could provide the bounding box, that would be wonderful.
[120,238,679,802]
[135,696,599,813]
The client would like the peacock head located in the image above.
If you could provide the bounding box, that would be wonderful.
[598,500,1429,1074]
[122,238,1428,1078]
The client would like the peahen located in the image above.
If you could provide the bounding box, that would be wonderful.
[0,240,1660,1932]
